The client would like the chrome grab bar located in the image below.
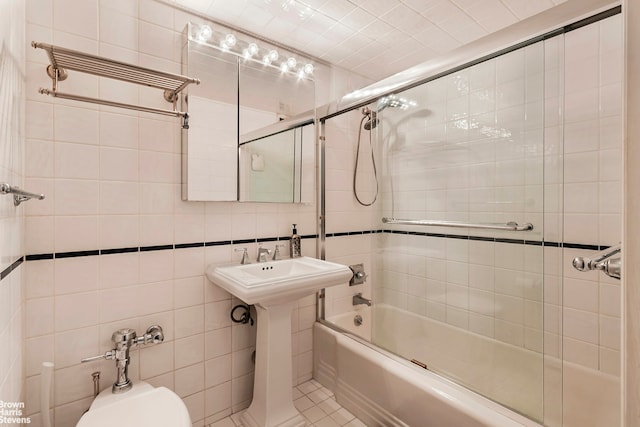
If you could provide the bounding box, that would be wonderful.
[1,183,46,206]
[382,217,534,231]
[572,243,621,279]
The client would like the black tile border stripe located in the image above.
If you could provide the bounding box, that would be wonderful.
[175,242,204,249]
[563,242,601,251]
[205,240,232,247]
[257,237,278,243]
[233,238,256,245]
[0,257,24,281]
[495,238,525,245]
[25,253,54,261]
[14,229,610,272]
[55,250,100,259]
[325,229,612,251]
[468,236,495,242]
[101,247,138,255]
[140,244,173,252]
[18,233,319,264]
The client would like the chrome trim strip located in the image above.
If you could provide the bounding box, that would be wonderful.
[239,111,314,145]
[317,120,327,320]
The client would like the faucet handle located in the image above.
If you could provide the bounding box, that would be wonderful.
[272,244,285,261]
[234,247,251,264]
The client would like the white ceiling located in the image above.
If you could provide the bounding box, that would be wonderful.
[171,0,566,81]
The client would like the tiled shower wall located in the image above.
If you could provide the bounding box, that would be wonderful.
[22,1,369,426]
[376,40,546,351]
[557,14,623,376]
[373,14,622,375]
[0,0,25,407]
[323,108,379,318]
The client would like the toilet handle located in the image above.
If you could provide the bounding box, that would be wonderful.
[81,350,115,363]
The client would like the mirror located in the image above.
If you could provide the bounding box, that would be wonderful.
[239,115,314,203]
[181,23,316,203]
[181,36,238,201]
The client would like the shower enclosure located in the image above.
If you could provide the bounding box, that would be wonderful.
[319,9,623,425]
[321,39,551,422]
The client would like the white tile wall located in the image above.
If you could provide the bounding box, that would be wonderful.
[22,2,370,426]
[14,1,623,425]
[543,14,624,380]
[0,0,25,410]
[322,108,380,318]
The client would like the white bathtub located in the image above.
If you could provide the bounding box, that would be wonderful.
[324,306,371,341]
[318,304,620,427]
[315,321,539,426]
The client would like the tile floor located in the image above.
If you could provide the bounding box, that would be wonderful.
[210,379,367,427]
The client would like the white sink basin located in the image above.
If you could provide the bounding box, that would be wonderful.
[206,256,352,305]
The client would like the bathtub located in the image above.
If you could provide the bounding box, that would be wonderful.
[317,304,621,427]
[316,304,542,427]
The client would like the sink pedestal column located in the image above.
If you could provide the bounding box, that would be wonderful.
[241,301,306,427]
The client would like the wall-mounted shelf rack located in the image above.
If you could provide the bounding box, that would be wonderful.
[31,41,200,129]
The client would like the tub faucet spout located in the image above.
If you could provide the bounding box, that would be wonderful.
[352,293,372,307]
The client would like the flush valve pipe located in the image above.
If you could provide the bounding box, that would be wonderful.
[81,325,164,393]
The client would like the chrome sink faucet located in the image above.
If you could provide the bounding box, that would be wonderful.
[257,245,271,263]
[81,325,164,393]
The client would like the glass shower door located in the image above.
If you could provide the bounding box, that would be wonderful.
[371,41,547,422]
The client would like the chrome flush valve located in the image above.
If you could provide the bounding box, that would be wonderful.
[110,328,137,393]
[81,325,165,393]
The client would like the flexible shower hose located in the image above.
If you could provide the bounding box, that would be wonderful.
[353,114,378,206]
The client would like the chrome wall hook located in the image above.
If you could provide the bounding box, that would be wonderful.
[0,183,45,206]
[572,243,621,280]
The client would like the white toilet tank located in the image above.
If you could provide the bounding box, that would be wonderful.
[76,382,191,427]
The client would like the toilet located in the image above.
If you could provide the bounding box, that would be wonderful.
[76,381,191,427]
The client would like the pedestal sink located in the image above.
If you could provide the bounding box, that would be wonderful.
[206,256,352,427]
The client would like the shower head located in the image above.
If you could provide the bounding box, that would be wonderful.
[378,95,417,112]
[361,95,417,131]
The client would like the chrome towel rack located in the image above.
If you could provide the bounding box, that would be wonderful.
[31,41,200,129]
[572,243,621,279]
[381,217,534,232]
[1,183,45,206]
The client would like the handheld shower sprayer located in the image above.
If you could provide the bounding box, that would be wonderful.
[354,95,417,206]
[362,106,379,131]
